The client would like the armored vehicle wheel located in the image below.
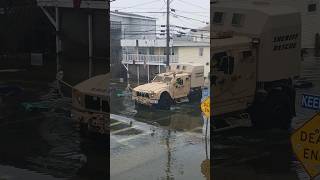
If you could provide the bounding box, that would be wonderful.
[250,90,292,129]
[157,92,172,110]
[188,88,202,103]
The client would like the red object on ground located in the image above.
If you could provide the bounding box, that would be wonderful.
[73,0,81,8]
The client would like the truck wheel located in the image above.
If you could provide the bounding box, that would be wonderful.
[250,90,292,129]
[158,92,172,110]
[188,88,202,103]
[266,90,292,129]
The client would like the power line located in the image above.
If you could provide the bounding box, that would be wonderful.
[171,12,209,24]
[172,9,209,18]
[119,11,166,14]
[113,0,159,11]
[111,23,209,32]
[175,0,209,11]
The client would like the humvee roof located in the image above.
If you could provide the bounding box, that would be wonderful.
[74,74,109,97]
[213,1,298,16]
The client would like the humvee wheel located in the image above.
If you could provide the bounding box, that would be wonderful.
[249,90,292,129]
[158,92,172,110]
[188,88,202,103]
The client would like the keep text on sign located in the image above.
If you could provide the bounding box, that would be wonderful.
[301,94,320,110]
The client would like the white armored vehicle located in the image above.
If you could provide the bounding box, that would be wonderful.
[211,1,301,128]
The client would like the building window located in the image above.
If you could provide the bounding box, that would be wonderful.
[308,3,317,12]
[199,48,204,56]
[149,47,155,55]
[213,12,224,24]
[232,13,244,26]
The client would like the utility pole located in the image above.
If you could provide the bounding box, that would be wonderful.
[166,0,170,67]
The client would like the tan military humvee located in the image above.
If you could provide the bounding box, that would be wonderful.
[71,74,109,135]
[132,63,205,110]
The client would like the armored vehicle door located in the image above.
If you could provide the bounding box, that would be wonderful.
[212,48,256,116]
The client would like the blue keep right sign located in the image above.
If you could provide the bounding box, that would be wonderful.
[301,94,320,110]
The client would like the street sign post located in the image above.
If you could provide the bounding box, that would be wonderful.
[291,113,320,179]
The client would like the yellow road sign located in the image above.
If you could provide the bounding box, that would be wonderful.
[291,113,320,179]
[201,159,210,179]
[201,96,210,119]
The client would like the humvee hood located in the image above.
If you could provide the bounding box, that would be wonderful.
[134,82,168,93]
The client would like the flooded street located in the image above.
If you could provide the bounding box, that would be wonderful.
[213,55,320,180]
[0,69,107,180]
[110,82,209,180]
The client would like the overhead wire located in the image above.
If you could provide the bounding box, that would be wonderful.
[113,0,159,11]
[175,0,209,11]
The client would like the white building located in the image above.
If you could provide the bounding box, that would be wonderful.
[110,11,157,40]
[110,11,157,79]
[121,38,210,84]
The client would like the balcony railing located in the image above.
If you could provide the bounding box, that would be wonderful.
[122,54,178,65]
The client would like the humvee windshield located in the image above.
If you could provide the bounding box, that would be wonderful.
[213,52,228,72]
[212,51,234,75]
[152,75,172,83]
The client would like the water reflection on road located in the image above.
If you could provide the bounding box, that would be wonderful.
[110,82,209,180]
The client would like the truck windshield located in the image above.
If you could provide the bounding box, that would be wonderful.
[213,52,228,72]
[152,75,172,83]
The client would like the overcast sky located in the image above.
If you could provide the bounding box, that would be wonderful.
[110,0,210,29]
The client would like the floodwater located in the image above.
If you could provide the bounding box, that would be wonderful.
[110,82,210,180]
[213,55,320,180]
[0,68,107,179]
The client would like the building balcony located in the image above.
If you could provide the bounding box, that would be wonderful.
[122,54,178,65]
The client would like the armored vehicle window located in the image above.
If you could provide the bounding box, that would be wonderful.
[85,95,101,111]
[176,78,183,86]
[308,4,317,12]
[213,52,228,72]
[232,13,244,26]
[213,12,224,24]
[164,76,172,82]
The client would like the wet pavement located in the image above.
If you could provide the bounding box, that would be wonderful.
[0,70,107,180]
[213,55,320,180]
[110,82,210,180]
